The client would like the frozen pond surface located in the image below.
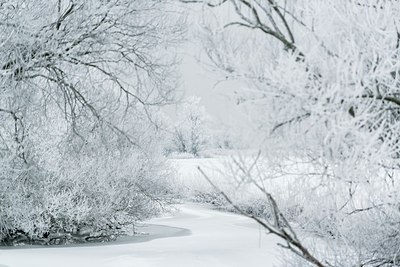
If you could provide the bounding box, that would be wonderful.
[0,203,281,267]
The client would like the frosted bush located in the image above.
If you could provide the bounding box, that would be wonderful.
[0,118,175,245]
[0,0,182,246]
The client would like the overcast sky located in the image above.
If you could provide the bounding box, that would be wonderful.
[170,4,256,132]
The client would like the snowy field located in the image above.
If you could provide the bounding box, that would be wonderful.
[0,157,283,267]
[0,204,281,267]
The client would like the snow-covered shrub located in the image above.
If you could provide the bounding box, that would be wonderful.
[191,0,400,265]
[166,97,211,157]
[0,0,182,245]
[0,107,176,245]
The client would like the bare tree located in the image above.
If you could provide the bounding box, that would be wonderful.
[169,96,210,156]
[183,0,400,266]
[0,0,184,245]
[0,0,183,139]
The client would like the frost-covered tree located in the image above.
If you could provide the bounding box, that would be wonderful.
[168,96,210,156]
[183,0,400,266]
[0,0,183,245]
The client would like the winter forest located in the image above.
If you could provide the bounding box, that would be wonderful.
[1,0,400,266]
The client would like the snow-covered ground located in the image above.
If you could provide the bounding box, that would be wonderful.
[1,155,286,267]
[0,203,281,267]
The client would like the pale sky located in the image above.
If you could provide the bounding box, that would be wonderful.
[171,4,254,129]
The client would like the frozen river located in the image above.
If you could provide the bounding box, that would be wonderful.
[0,203,281,267]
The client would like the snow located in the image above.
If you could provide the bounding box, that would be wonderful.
[0,203,281,267]
[0,156,285,267]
